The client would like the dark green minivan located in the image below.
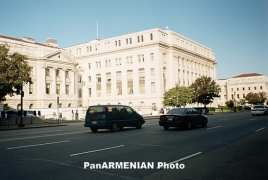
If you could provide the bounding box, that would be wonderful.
[84,105,145,132]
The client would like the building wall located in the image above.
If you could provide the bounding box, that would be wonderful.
[215,74,268,107]
[0,36,80,119]
[65,28,217,114]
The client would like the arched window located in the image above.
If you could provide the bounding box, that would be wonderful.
[48,103,52,108]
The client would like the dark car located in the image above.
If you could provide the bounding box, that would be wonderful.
[159,108,208,130]
[84,105,145,132]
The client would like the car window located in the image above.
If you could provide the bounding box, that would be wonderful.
[87,106,104,115]
[254,105,264,109]
[167,109,186,114]
[125,107,134,114]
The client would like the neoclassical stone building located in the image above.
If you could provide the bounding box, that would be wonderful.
[215,73,268,107]
[1,28,217,117]
[0,35,81,119]
[65,28,217,114]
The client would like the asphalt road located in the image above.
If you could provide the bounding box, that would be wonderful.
[0,111,267,180]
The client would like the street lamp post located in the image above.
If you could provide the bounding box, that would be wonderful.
[18,84,25,127]
[176,84,179,107]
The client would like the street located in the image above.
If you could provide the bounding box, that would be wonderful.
[0,111,267,180]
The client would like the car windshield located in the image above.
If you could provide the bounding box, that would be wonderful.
[167,109,187,114]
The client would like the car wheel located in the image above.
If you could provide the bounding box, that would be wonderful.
[135,121,142,129]
[110,123,118,132]
[186,121,192,130]
[90,128,98,133]
[164,126,169,130]
[202,119,208,127]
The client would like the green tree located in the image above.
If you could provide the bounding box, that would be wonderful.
[0,44,32,102]
[225,100,234,108]
[190,76,221,111]
[162,86,193,107]
[245,92,267,105]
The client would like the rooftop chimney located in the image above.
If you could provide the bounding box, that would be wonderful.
[46,38,58,47]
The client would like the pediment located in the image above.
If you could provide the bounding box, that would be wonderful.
[44,50,76,64]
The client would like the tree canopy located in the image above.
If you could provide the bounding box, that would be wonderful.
[190,75,221,108]
[245,92,267,105]
[162,86,193,107]
[0,44,32,102]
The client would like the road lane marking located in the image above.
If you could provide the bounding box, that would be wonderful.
[26,130,63,134]
[219,118,228,120]
[256,127,266,132]
[0,131,89,142]
[7,140,70,150]
[158,152,202,169]
[207,126,222,130]
[250,118,256,121]
[70,145,125,156]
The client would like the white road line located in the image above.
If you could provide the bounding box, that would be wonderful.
[26,130,63,134]
[70,145,125,157]
[219,118,227,120]
[256,127,266,132]
[250,118,256,121]
[207,126,222,130]
[158,152,202,169]
[7,140,70,150]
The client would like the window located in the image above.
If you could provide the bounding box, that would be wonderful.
[66,85,69,95]
[56,69,60,77]
[150,33,153,40]
[46,84,50,94]
[138,54,144,62]
[65,71,69,78]
[139,68,145,94]
[254,87,256,90]
[116,58,121,66]
[78,76,82,83]
[141,35,143,42]
[56,84,60,94]
[151,82,155,93]
[260,86,263,90]
[88,63,91,70]
[248,87,250,90]
[88,88,92,97]
[78,88,82,98]
[126,38,128,45]
[106,73,112,96]
[129,38,132,44]
[29,82,33,94]
[88,76,91,83]
[150,53,154,61]
[137,36,140,43]
[45,68,50,76]
[127,70,133,95]
[151,68,155,76]
[116,71,122,95]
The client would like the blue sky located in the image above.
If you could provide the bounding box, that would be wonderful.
[0,0,267,79]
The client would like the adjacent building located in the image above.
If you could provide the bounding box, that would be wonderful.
[215,73,268,107]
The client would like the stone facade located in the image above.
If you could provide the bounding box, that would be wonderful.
[0,35,81,120]
[214,73,268,107]
[1,28,217,118]
[65,28,217,114]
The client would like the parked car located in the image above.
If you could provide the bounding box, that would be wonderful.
[84,105,145,132]
[159,108,208,130]
[251,105,267,116]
